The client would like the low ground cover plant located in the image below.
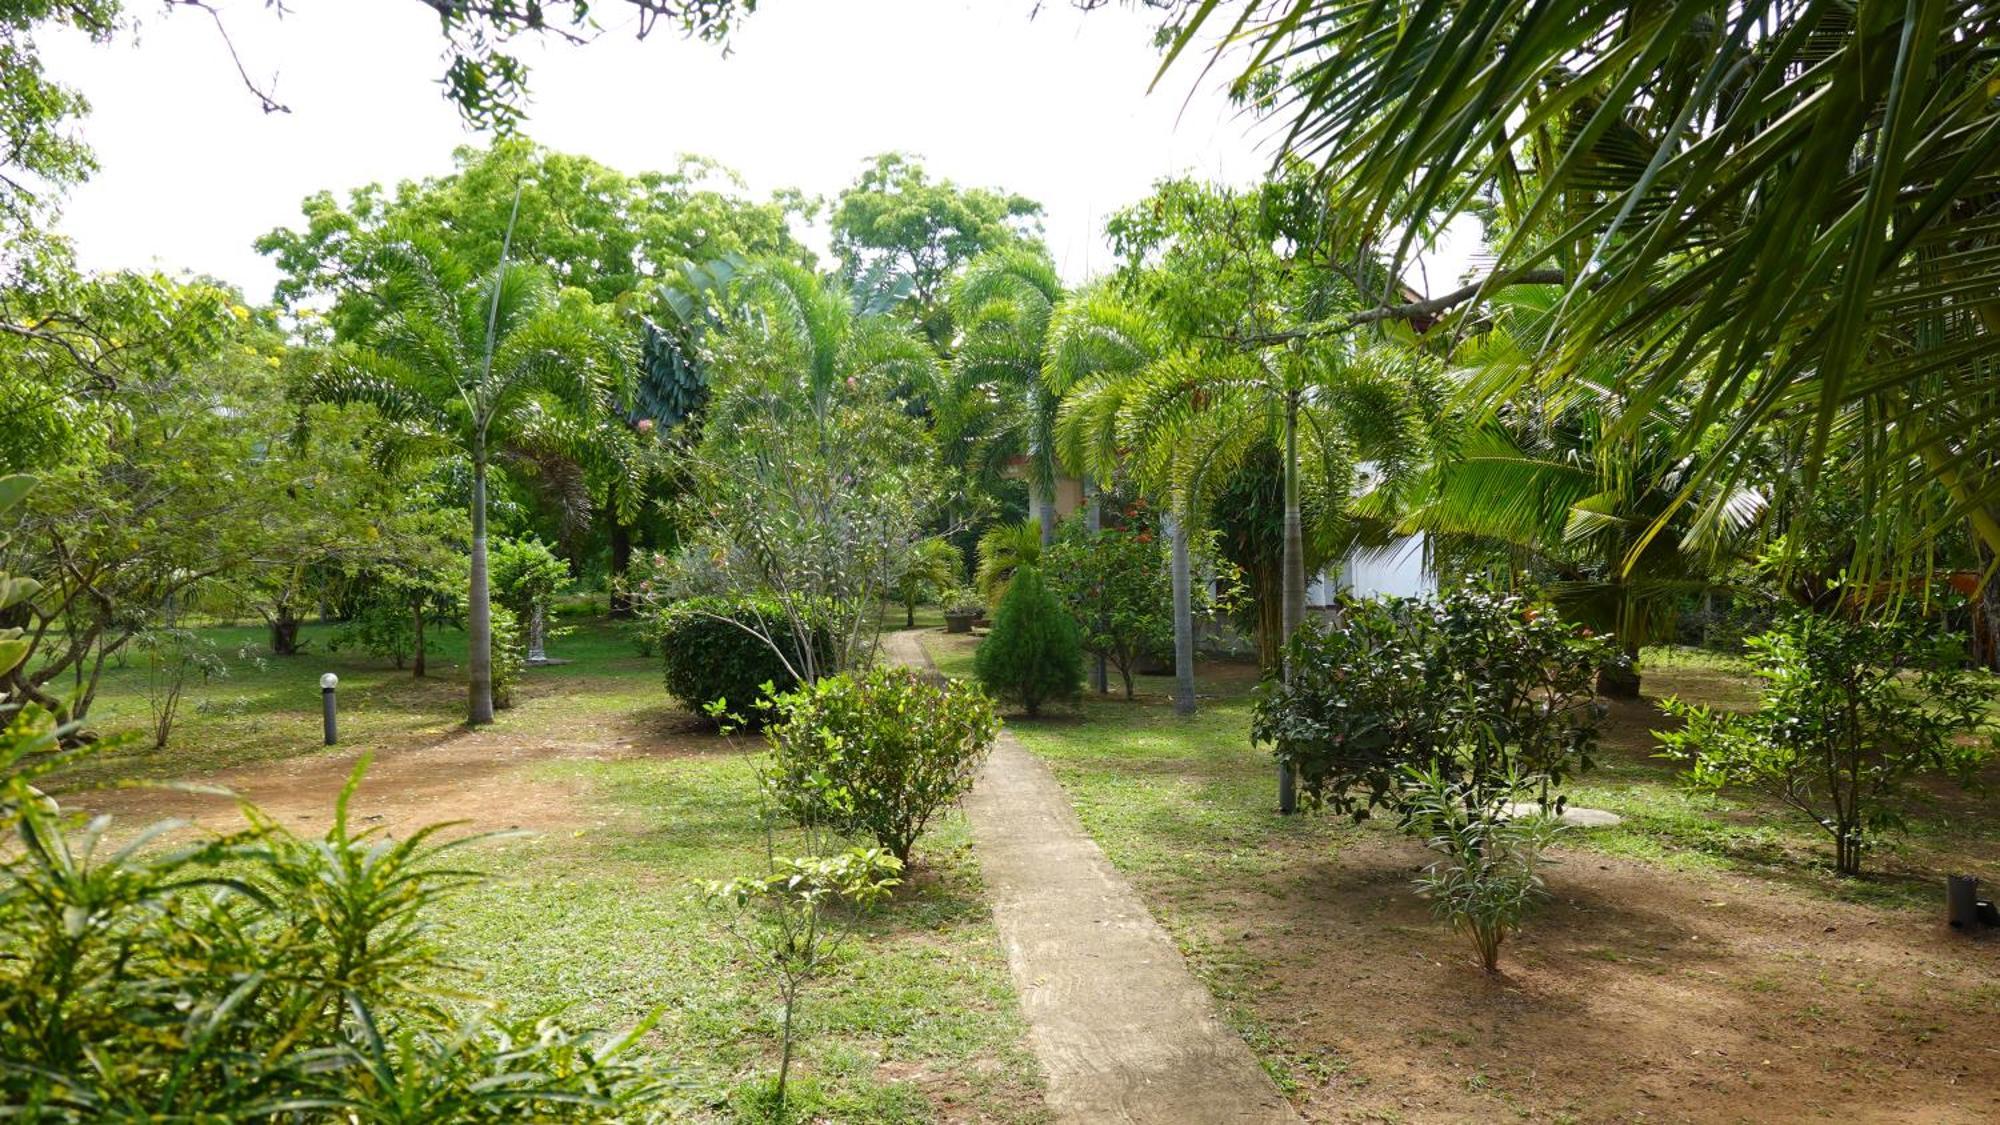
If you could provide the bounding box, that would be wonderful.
[763,665,999,865]
[1657,610,1997,876]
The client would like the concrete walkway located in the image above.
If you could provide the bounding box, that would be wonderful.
[881,630,1301,1125]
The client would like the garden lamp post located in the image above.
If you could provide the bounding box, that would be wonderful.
[320,672,338,745]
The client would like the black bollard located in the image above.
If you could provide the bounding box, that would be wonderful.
[320,673,338,746]
[1947,874,1980,930]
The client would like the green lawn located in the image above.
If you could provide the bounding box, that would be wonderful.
[54,612,1046,1122]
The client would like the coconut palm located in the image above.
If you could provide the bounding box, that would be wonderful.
[1398,289,1765,695]
[1167,0,2000,583]
[306,238,630,724]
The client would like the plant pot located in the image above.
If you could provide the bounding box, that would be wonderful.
[945,612,978,635]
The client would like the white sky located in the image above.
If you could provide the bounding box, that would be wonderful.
[41,0,1476,303]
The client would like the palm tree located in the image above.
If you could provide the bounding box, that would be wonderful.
[949,247,1066,544]
[1043,290,1204,714]
[1166,1,2000,585]
[307,239,629,724]
[1395,291,1764,694]
[974,519,1042,605]
[687,258,943,679]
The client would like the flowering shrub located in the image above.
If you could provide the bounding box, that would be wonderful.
[1042,515,1173,698]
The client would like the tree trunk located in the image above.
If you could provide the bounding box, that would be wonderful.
[608,516,634,619]
[1975,536,2000,672]
[412,601,427,678]
[1085,474,1108,694]
[269,614,302,656]
[468,455,495,726]
[1278,397,1304,814]
[1167,502,1196,716]
[269,619,301,655]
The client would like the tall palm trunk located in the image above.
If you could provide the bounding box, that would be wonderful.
[467,451,495,725]
[1278,395,1304,813]
[1167,501,1196,716]
[1084,474,1107,693]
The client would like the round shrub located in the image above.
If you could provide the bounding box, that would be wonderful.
[657,596,835,726]
[973,564,1082,717]
[764,666,1000,865]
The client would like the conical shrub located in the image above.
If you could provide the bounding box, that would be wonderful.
[974,563,1082,717]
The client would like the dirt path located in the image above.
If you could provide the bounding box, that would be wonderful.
[883,629,1301,1124]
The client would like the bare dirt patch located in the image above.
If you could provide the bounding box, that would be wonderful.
[1177,819,2000,1124]
[52,721,723,840]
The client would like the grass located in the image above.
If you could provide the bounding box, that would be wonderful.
[919,629,2000,1107]
[52,610,1046,1123]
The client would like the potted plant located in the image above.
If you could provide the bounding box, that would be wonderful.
[943,587,985,634]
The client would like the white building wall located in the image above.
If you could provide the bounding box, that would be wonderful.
[1308,533,1435,606]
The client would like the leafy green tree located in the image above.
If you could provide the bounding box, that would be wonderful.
[259,139,809,339]
[666,258,945,682]
[1659,611,1998,876]
[0,279,360,730]
[831,153,1045,344]
[489,535,569,660]
[1042,514,1173,699]
[974,564,1082,718]
[304,241,630,725]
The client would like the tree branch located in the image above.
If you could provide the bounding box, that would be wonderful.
[171,1,293,115]
[1226,268,1569,349]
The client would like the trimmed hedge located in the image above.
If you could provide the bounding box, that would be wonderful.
[658,596,835,726]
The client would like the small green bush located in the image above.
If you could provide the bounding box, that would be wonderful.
[1403,761,1563,974]
[764,666,1000,864]
[490,602,525,709]
[657,596,835,726]
[974,564,1082,717]
[1658,610,1997,875]
[1253,587,1610,820]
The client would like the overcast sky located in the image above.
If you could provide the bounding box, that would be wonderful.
[40,0,1473,303]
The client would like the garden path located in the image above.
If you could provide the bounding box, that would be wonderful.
[881,629,1302,1125]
